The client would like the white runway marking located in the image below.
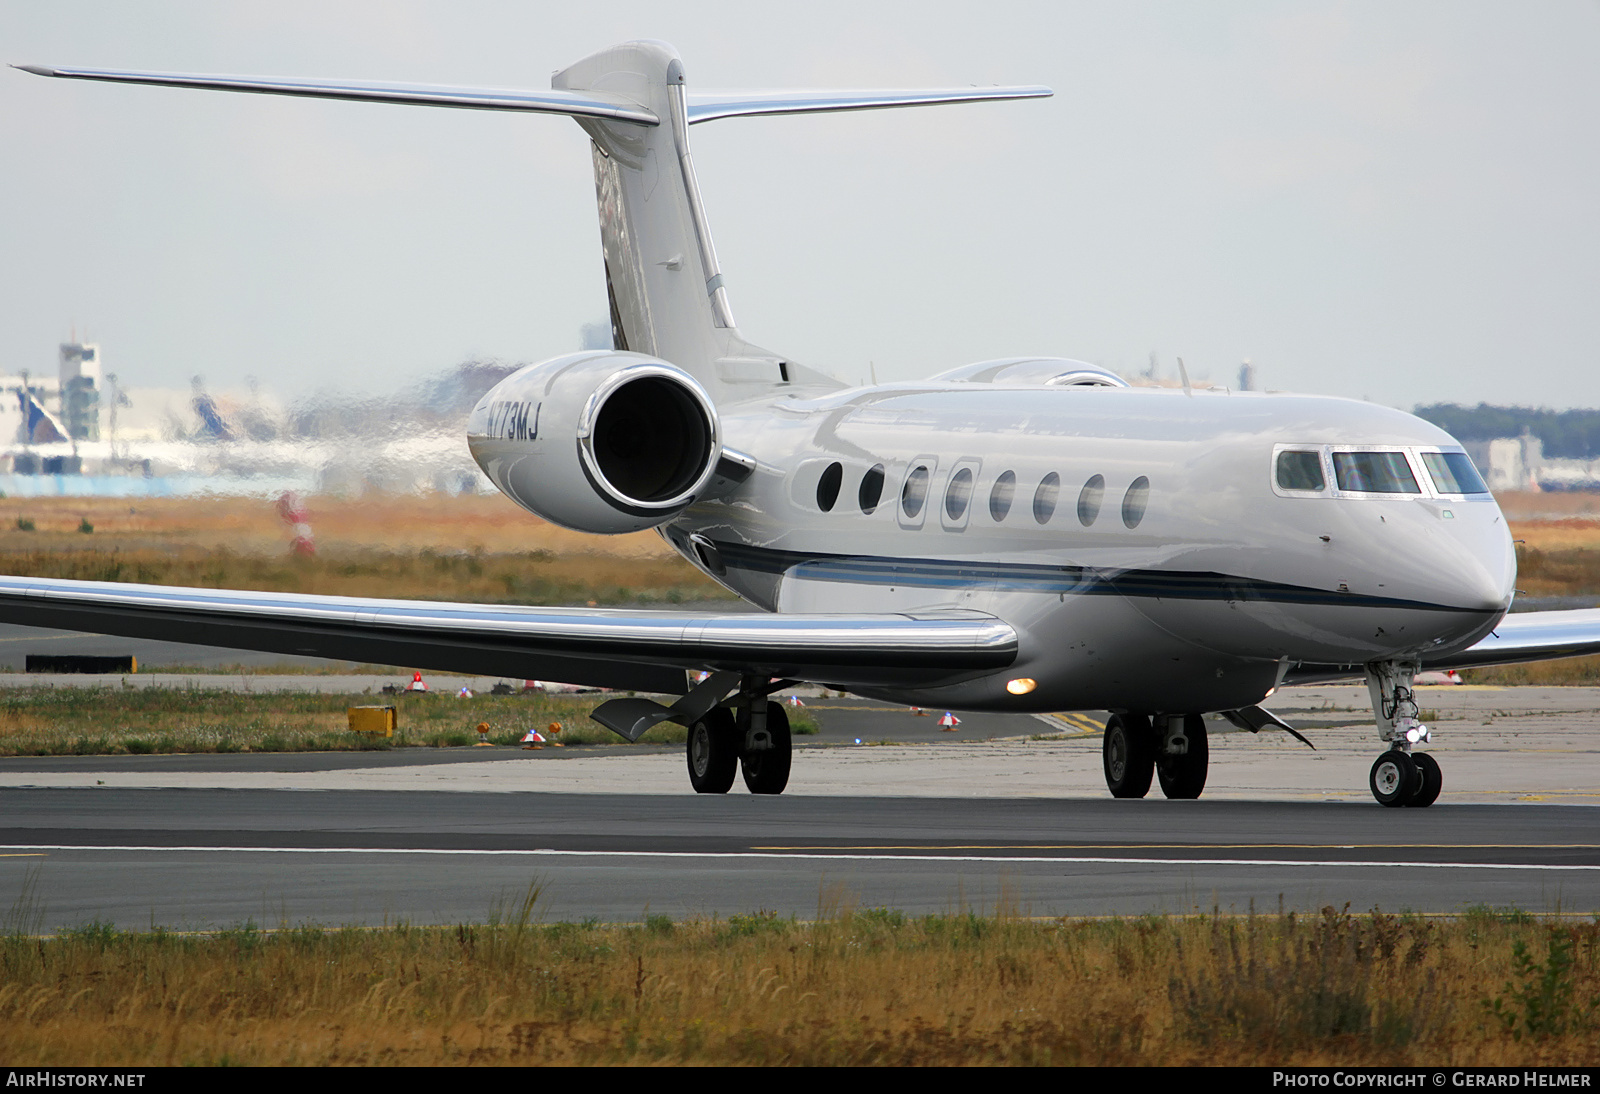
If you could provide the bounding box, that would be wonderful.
[3,844,1595,871]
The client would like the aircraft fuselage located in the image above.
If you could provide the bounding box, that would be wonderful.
[665,383,1516,714]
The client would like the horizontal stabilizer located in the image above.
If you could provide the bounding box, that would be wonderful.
[686,85,1052,124]
[13,65,660,125]
[14,65,1049,128]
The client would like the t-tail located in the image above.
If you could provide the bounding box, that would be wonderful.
[19,40,1050,403]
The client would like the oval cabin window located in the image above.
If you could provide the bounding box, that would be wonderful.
[945,467,973,521]
[1077,474,1105,526]
[989,471,1016,521]
[1033,472,1060,525]
[859,464,885,513]
[816,462,843,512]
[901,465,930,518]
[1122,476,1150,528]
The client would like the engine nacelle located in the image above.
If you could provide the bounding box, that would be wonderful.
[466,351,721,534]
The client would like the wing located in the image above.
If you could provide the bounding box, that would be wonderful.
[1423,607,1600,671]
[0,576,1016,694]
[1282,607,1600,685]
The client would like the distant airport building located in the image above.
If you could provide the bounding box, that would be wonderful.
[59,342,102,441]
[1462,433,1600,492]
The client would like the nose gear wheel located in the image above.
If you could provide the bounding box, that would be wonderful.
[1370,749,1421,807]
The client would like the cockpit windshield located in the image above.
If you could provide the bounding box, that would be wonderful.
[1331,451,1420,494]
[1419,451,1490,495]
[1272,445,1490,501]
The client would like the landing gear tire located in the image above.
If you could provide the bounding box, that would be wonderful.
[1157,714,1209,800]
[1406,751,1442,808]
[1103,713,1155,799]
[687,706,737,794]
[1369,749,1420,807]
[740,701,792,795]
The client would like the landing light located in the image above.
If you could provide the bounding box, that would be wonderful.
[1006,678,1037,696]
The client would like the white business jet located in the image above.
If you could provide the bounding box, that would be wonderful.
[14,41,1600,806]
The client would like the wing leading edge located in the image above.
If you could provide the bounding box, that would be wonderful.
[1424,607,1600,671]
[0,576,1017,694]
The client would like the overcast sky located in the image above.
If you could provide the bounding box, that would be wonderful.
[1,1,1597,411]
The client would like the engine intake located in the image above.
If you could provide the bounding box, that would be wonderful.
[468,352,721,534]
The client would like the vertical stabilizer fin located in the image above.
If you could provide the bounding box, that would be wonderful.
[553,41,791,398]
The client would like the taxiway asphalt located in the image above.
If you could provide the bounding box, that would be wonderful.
[0,685,1595,929]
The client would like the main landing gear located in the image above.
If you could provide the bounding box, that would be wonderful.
[1364,660,1443,808]
[1103,712,1209,800]
[593,671,793,794]
[686,683,791,795]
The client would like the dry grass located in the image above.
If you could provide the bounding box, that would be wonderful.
[1512,541,1600,598]
[1463,655,1600,686]
[0,494,727,605]
[1497,491,1600,522]
[0,545,724,606]
[0,495,677,556]
[0,904,1593,1066]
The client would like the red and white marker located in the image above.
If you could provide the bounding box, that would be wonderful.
[786,694,805,707]
[938,711,961,730]
[276,490,315,557]
[407,671,428,692]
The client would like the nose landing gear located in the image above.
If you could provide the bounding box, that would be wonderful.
[1364,660,1443,807]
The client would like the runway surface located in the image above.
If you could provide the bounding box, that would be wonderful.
[1,789,1595,929]
[0,683,1597,929]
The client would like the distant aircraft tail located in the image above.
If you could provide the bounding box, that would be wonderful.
[18,390,68,444]
[18,44,1049,402]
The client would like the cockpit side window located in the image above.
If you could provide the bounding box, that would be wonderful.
[1332,451,1420,494]
[1420,451,1489,496]
[1275,450,1325,492]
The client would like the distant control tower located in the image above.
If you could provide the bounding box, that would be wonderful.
[59,341,102,441]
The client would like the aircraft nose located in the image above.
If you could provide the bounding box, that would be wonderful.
[1437,510,1517,612]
